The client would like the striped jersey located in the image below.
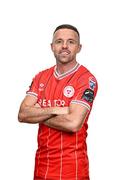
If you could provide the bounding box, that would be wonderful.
[26,63,98,180]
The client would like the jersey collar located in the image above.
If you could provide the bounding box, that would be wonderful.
[54,62,81,80]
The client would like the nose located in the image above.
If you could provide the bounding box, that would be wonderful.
[62,41,68,48]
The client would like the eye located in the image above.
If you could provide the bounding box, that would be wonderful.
[67,40,77,45]
[69,40,74,44]
[55,39,63,44]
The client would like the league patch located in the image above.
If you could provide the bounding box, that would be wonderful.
[63,85,75,98]
[82,89,94,103]
[89,77,96,90]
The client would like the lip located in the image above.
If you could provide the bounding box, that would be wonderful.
[59,50,70,55]
[61,52,69,55]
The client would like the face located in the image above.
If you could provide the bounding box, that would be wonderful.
[51,28,82,65]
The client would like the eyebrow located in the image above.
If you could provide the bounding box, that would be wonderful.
[54,38,77,41]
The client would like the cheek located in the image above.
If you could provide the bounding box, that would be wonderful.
[53,46,61,53]
[73,47,80,54]
[70,48,78,54]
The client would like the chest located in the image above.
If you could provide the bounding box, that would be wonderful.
[37,74,77,107]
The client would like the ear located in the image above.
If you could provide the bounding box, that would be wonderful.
[51,43,54,52]
[77,44,82,53]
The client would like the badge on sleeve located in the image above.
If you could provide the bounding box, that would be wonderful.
[82,89,94,103]
[89,77,96,90]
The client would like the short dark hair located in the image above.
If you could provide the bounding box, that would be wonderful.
[54,24,80,37]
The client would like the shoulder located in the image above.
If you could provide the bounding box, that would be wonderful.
[78,65,97,81]
[77,65,98,92]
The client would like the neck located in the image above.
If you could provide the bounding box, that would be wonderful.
[56,61,78,75]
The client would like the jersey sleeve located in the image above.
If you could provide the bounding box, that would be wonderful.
[71,74,98,111]
[26,73,40,99]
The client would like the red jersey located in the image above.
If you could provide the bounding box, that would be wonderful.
[26,63,98,180]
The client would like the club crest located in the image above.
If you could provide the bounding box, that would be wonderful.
[63,86,75,98]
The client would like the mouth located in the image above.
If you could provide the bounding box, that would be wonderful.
[59,50,70,55]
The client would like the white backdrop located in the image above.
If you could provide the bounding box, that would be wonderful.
[0,0,120,179]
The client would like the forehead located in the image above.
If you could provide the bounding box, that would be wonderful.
[53,28,79,40]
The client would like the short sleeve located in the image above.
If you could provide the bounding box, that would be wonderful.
[71,74,98,111]
[26,73,40,99]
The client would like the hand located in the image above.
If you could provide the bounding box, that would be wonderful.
[34,103,41,107]
[52,107,69,115]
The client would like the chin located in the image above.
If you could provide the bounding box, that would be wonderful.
[58,59,71,64]
[58,57,71,63]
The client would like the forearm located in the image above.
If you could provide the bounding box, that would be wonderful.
[44,114,74,132]
[19,113,54,124]
[44,106,88,132]
[18,106,69,124]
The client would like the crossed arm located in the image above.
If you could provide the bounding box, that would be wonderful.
[18,95,89,132]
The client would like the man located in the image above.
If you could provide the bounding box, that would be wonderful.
[18,24,98,180]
